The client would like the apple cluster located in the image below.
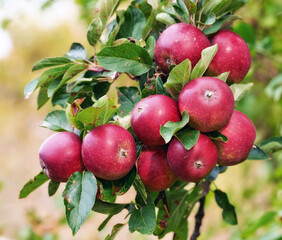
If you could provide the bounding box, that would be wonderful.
[38,23,256,193]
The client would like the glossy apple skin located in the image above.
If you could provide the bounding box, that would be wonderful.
[215,110,256,166]
[207,29,251,84]
[39,132,84,182]
[82,124,137,180]
[178,77,234,132]
[167,134,218,182]
[137,146,177,192]
[154,23,211,72]
[131,95,181,146]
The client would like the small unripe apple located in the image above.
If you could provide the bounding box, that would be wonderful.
[215,110,256,166]
[167,134,218,182]
[131,95,181,146]
[178,77,234,132]
[137,145,177,192]
[154,23,211,72]
[207,29,251,84]
[81,124,137,180]
[39,132,84,182]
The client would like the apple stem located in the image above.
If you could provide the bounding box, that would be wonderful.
[155,191,170,217]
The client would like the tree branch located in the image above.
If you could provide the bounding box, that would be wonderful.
[190,197,206,240]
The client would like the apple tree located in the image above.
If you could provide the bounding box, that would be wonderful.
[20,0,282,239]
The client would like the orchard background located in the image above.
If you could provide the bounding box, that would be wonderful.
[0,0,281,239]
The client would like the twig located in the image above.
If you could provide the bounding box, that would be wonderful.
[190,197,206,240]
[155,191,170,217]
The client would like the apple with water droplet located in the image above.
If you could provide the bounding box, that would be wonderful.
[131,94,181,146]
[167,134,218,182]
[207,29,251,84]
[215,110,256,166]
[154,23,211,72]
[81,124,137,180]
[39,132,84,182]
[137,145,177,192]
[178,77,234,132]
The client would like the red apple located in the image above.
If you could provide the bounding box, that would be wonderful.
[178,77,234,132]
[167,134,218,182]
[137,146,177,192]
[39,132,84,182]
[215,110,256,166]
[154,23,211,72]
[81,124,137,180]
[207,29,251,84]
[131,95,181,146]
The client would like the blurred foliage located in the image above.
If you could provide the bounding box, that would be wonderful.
[0,0,281,239]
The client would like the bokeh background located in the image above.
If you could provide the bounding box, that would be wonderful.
[0,0,281,239]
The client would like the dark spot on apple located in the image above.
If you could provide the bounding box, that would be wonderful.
[194,161,203,169]
[137,107,143,113]
[166,58,172,66]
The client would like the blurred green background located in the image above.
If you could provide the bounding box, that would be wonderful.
[0,0,281,239]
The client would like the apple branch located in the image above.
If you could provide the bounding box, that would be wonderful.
[190,196,206,240]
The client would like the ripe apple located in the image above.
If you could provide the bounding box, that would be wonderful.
[39,132,84,182]
[207,29,251,84]
[178,77,234,132]
[131,94,181,146]
[137,145,177,192]
[81,124,137,180]
[154,23,211,73]
[167,134,218,182]
[215,110,256,166]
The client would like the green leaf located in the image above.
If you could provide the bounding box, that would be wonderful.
[203,0,247,18]
[106,11,125,46]
[51,64,88,97]
[98,215,114,231]
[129,200,156,234]
[206,131,228,142]
[32,57,72,72]
[96,43,152,76]
[161,184,203,236]
[87,18,103,47]
[142,8,156,40]
[247,145,270,160]
[173,219,188,240]
[160,111,189,144]
[203,15,241,35]
[37,85,50,109]
[165,59,192,99]
[113,167,137,196]
[172,0,190,23]
[117,6,146,40]
[105,223,126,240]
[259,136,282,155]
[175,127,200,150]
[214,189,237,225]
[41,110,72,132]
[97,179,116,203]
[156,12,176,26]
[216,71,230,82]
[92,200,129,215]
[36,64,74,89]
[48,180,60,197]
[230,83,253,104]
[241,211,277,238]
[67,43,87,60]
[63,171,97,235]
[190,44,218,80]
[117,87,140,117]
[133,175,147,204]
[19,171,49,199]
[75,96,118,129]
[141,76,169,98]
[145,36,156,60]
[51,84,70,108]
[24,78,39,99]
